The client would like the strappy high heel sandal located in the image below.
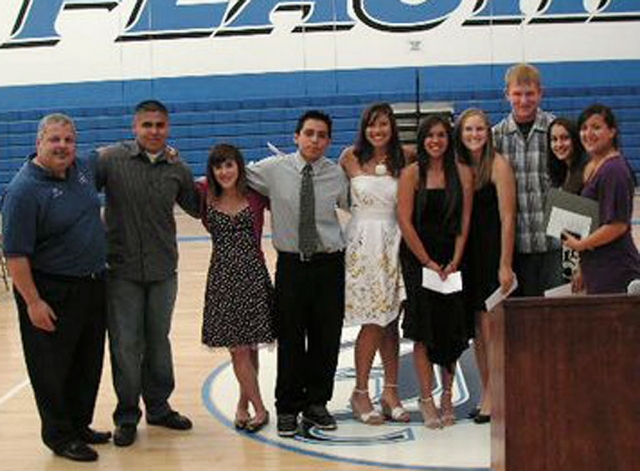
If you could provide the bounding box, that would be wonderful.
[350,389,384,425]
[418,396,442,429]
[380,384,410,423]
[440,390,456,427]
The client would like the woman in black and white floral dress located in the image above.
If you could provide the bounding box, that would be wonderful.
[199,143,275,433]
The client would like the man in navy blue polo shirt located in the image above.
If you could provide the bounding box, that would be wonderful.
[2,114,110,462]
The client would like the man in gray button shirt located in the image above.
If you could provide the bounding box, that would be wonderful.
[246,110,349,437]
[93,100,200,446]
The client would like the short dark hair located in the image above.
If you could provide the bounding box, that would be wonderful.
[578,103,619,149]
[577,103,636,185]
[134,99,169,116]
[295,110,332,138]
[206,143,248,197]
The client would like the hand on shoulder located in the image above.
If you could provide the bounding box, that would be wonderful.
[164,144,181,163]
[401,144,417,164]
[338,146,354,163]
[339,146,358,175]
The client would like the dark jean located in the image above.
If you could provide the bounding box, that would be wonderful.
[107,274,178,426]
[514,249,563,297]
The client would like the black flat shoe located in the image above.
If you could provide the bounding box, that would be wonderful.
[234,417,249,430]
[54,440,98,462]
[246,411,269,434]
[79,427,112,444]
[473,413,491,424]
[113,424,137,447]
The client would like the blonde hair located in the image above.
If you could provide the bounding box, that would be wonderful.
[454,108,495,189]
[504,63,541,89]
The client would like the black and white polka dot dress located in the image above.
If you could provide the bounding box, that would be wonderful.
[201,204,275,348]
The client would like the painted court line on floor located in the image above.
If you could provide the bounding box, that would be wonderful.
[0,377,29,407]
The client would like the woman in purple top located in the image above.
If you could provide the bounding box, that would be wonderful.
[562,104,640,294]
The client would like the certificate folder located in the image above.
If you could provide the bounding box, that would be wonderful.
[543,188,600,240]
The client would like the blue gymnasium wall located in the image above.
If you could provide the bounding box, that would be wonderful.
[1,60,640,193]
[2,0,640,191]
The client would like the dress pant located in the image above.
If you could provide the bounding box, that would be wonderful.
[274,251,345,414]
[15,272,106,452]
[513,249,563,297]
[107,274,177,425]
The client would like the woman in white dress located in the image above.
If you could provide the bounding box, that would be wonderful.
[340,103,408,425]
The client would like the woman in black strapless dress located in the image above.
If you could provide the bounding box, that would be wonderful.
[398,115,473,428]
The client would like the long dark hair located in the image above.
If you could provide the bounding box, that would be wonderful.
[206,143,248,198]
[547,117,586,188]
[353,102,405,177]
[416,114,462,235]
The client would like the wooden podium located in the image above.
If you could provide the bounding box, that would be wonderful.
[491,295,640,471]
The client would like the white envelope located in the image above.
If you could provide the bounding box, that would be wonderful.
[422,268,462,294]
[484,276,518,311]
[543,282,573,297]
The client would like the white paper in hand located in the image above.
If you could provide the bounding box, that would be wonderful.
[546,207,592,240]
[484,276,518,311]
[422,268,463,294]
[544,282,573,297]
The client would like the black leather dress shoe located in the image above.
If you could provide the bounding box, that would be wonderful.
[79,427,112,444]
[54,440,98,462]
[113,424,137,447]
[147,411,193,430]
[473,413,491,424]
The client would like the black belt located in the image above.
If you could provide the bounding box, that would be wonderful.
[278,250,344,263]
[33,270,106,282]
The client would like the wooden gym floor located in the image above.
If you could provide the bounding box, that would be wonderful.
[2,206,639,471]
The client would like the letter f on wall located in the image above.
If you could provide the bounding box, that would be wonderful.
[1,0,120,49]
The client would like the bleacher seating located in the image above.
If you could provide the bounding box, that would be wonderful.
[1,87,639,193]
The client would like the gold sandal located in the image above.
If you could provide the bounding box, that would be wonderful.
[418,396,442,429]
[350,389,384,425]
[440,391,455,426]
[380,384,410,423]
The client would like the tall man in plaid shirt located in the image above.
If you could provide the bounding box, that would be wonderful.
[493,63,562,296]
